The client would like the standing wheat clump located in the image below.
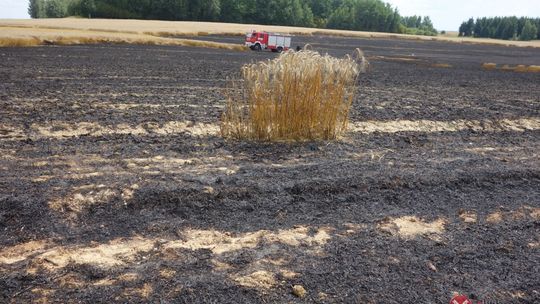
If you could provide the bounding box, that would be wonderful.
[221,49,366,141]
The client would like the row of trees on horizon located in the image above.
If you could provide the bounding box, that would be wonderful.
[459,17,540,41]
[28,0,439,36]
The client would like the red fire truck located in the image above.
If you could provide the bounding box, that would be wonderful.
[245,31,292,52]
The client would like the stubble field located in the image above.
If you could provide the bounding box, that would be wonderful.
[1,34,539,303]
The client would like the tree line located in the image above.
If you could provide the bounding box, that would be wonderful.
[28,0,438,36]
[459,17,540,41]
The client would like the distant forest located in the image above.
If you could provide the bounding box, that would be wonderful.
[28,0,439,36]
[459,17,540,41]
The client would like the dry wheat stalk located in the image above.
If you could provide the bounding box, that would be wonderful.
[221,49,367,141]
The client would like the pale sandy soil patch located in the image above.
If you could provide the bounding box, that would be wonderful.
[378,216,446,239]
[2,118,538,143]
[349,117,540,134]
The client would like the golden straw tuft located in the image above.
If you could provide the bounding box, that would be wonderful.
[221,49,366,141]
[482,63,497,70]
[527,65,540,73]
[432,63,452,68]
[482,63,540,73]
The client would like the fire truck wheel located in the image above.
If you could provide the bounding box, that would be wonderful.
[254,44,262,51]
[277,47,283,53]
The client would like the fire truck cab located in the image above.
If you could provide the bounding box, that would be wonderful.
[245,31,291,52]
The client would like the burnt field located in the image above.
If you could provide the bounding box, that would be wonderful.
[1,35,539,303]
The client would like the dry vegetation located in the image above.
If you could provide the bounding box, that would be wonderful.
[1,18,539,48]
[0,25,245,50]
[481,63,498,70]
[431,63,452,68]
[221,49,366,141]
[482,62,540,73]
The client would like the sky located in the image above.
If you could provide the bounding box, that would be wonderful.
[385,0,540,30]
[1,0,540,31]
[0,0,29,19]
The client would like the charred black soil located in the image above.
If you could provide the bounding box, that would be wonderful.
[1,36,539,303]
